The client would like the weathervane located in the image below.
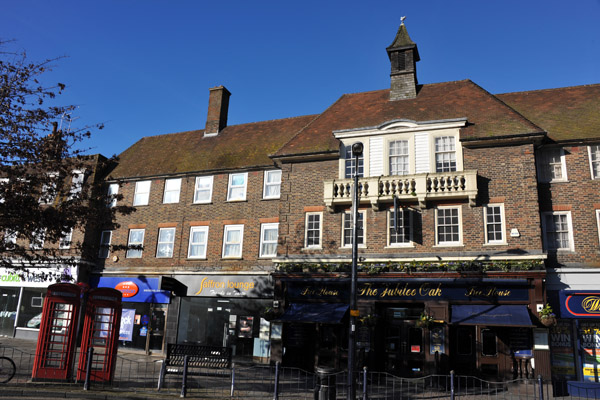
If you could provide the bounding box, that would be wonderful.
[401,16,406,25]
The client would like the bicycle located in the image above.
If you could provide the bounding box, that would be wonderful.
[0,354,16,383]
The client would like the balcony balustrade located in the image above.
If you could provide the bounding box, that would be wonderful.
[323,170,478,211]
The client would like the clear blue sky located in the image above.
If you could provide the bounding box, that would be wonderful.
[2,0,599,158]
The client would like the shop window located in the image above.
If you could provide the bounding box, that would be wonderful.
[408,327,423,353]
[481,329,497,356]
[16,288,46,329]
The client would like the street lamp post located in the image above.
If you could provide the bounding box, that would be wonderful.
[347,142,363,400]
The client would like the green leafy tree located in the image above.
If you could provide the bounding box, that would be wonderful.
[0,40,133,280]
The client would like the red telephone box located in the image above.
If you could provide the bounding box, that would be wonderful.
[32,283,82,380]
[77,287,122,382]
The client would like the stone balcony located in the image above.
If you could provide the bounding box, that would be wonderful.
[324,170,478,211]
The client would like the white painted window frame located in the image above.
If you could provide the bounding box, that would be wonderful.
[126,228,145,258]
[387,208,413,247]
[98,230,112,259]
[541,211,574,252]
[483,204,507,245]
[342,210,366,248]
[222,224,244,258]
[263,170,282,199]
[193,176,214,204]
[259,223,279,258]
[163,178,182,204]
[305,212,323,249]
[188,226,209,259]
[435,206,463,247]
[156,227,176,258]
[588,145,600,180]
[227,173,248,202]
[133,180,151,206]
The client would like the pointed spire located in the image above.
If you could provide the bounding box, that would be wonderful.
[387,18,420,100]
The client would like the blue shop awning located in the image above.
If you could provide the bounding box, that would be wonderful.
[277,303,349,324]
[451,305,534,327]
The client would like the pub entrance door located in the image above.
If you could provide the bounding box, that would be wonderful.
[449,325,476,376]
[380,307,425,376]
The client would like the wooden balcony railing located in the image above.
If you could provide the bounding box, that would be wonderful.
[323,170,478,211]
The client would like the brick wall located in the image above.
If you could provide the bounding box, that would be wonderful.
[278,143,545,258]
[97,169,280,274]
[539,144,600,266]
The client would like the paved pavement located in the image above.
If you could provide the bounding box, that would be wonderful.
[0,336,235,399]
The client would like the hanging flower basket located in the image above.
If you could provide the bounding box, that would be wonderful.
[540,315,556,327]
[417,312,434,329]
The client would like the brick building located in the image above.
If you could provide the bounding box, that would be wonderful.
[91,21,599,384]
[94,86,315,358]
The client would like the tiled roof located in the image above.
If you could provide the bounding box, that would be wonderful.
[274,80,543,157]
[497,84,600,142]
[109,115,317,179]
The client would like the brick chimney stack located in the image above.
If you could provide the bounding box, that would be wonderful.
[204,86,231,136]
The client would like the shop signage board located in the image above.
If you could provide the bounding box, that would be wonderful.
[285,278,530,301]
[560,291,600,318]
[90,277,170,304]
[0,266,76,288]
[176,275,273,298]
[119,309,136,341]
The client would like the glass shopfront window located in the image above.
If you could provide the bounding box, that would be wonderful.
[16,288,46,329]
[178,297,271,358]
[0,288,19,336]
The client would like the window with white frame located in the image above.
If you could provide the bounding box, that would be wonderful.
[156,227,176,258]
[163,178,181,204]
[344,144,364,178]
[126,228,145,258]
[436,207,461,246]
[133,180,151,206]
[435,137,457,172]
[227,173,248,201]
[305,212,322,248]
[589,145,600,180]
[59,228,73,250]
[188,226,209,259]
[389,208,412,246]
[537,148,567,182]
[222,225,244,258]
[389,140,410,176]
[484,204,506,244]
[39,174,58,205]
[30,228,46,250]
[260,223,279,257]
[68,170,85,200]
[542,212,574,251]
[98,230,112,259]
[193,176,213,204]
[263,170,282,199]
[107,183,119,208]
[342,211,365,247]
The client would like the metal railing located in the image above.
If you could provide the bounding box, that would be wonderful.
[1,344,598,399]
